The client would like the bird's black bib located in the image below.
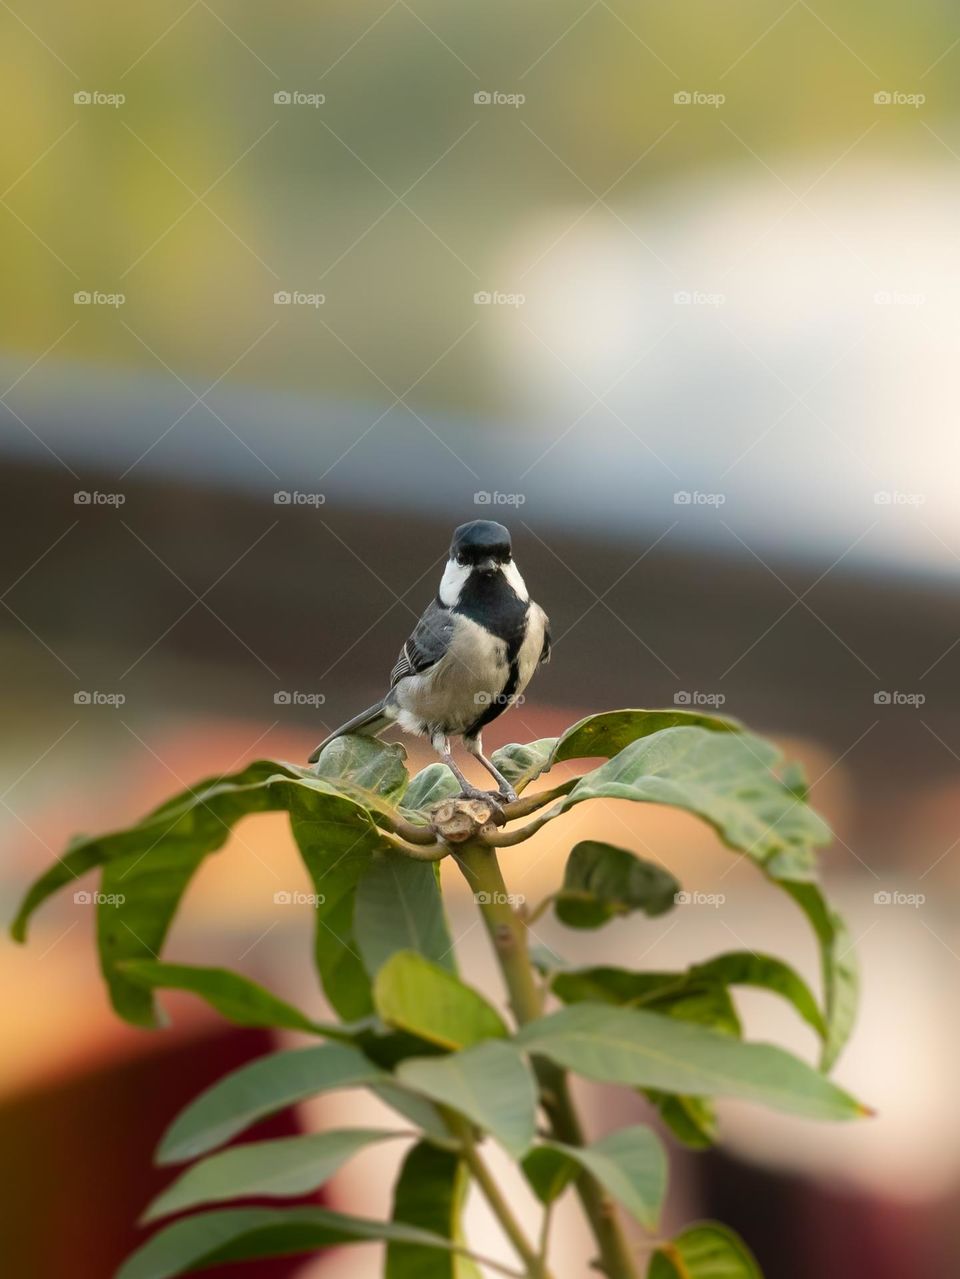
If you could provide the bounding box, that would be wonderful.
[454,574,529,735]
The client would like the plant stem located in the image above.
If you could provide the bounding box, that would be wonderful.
[379,827,447,860]
[456,841,641,1279]
[484,803,566,847]
[447,1112,554,1279]
[536,1065,641,1279]
[455,841,543,1023]
[501,777,579,820]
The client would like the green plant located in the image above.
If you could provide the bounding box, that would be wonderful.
[12,708,867,1279]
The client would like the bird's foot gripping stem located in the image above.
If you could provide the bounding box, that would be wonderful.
[452,777,518,818]
[430,794,508,841]
[433,737,516,825]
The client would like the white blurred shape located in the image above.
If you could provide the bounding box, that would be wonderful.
[497,159,960,574]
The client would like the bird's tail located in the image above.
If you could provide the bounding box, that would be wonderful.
[308,699,393,764]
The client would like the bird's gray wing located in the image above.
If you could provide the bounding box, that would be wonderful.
[390,599,455,686]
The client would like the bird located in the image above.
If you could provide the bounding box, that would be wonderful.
[308,519,550,805]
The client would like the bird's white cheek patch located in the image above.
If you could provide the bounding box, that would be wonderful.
[502,559,529,602]
[438,559,470,606]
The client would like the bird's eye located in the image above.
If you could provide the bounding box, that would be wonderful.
[456,553,468,567]
[502,551,512,562]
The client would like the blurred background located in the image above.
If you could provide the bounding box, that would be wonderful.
[2,1,958,1275]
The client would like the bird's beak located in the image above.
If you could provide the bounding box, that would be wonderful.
[476,556,499,574]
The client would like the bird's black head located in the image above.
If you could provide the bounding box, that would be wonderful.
[450,520,512,573]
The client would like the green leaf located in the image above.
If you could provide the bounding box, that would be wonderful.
[144,1128,402,1222]
[402,763,462,812]
[554,953,825,1044]
[515,1003,867,1121]
[10,764,396,1028]
[556,708,741,764]
[370,1081,453,1146]
[118,961,342,1036]
[489,739,558,791]
[552,968,741,1037]
[139,761,313,822]
[780,759,810,803]
[374,951,508,1049]
[648,1222,762,1279]
[386,1142,479,1279]
[97,846,207,1027]
[690,951,826,1040]
[397,1041,537,1158]
[521,1146,579,1205]
[313,735,409,803]
[490,710,739,794]
[553,960,826,1145]
[116,1207,462,1279]
[355,853,456,978]
[157,1043,388,1164]
[560,728,830,878]
[645,983,741,1037]
[541,1126,667,1230]
[555,841,679,928]
[648,1093,718,1149]
[781,882,858,1070]
[287,783,395,1020]
[11,760,301,1026]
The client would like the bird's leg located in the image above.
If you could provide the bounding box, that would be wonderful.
[463,733,518,804]
[431,732,505,809]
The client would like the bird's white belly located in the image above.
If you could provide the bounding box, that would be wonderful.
[515,604,546,697]
[394,616,509,734]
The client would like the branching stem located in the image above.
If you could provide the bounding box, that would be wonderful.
[456,840,642,1279]
[501,777,580,819]
[483,803,566,847]
[378,827,447,860]
[447,1112,554,1279]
